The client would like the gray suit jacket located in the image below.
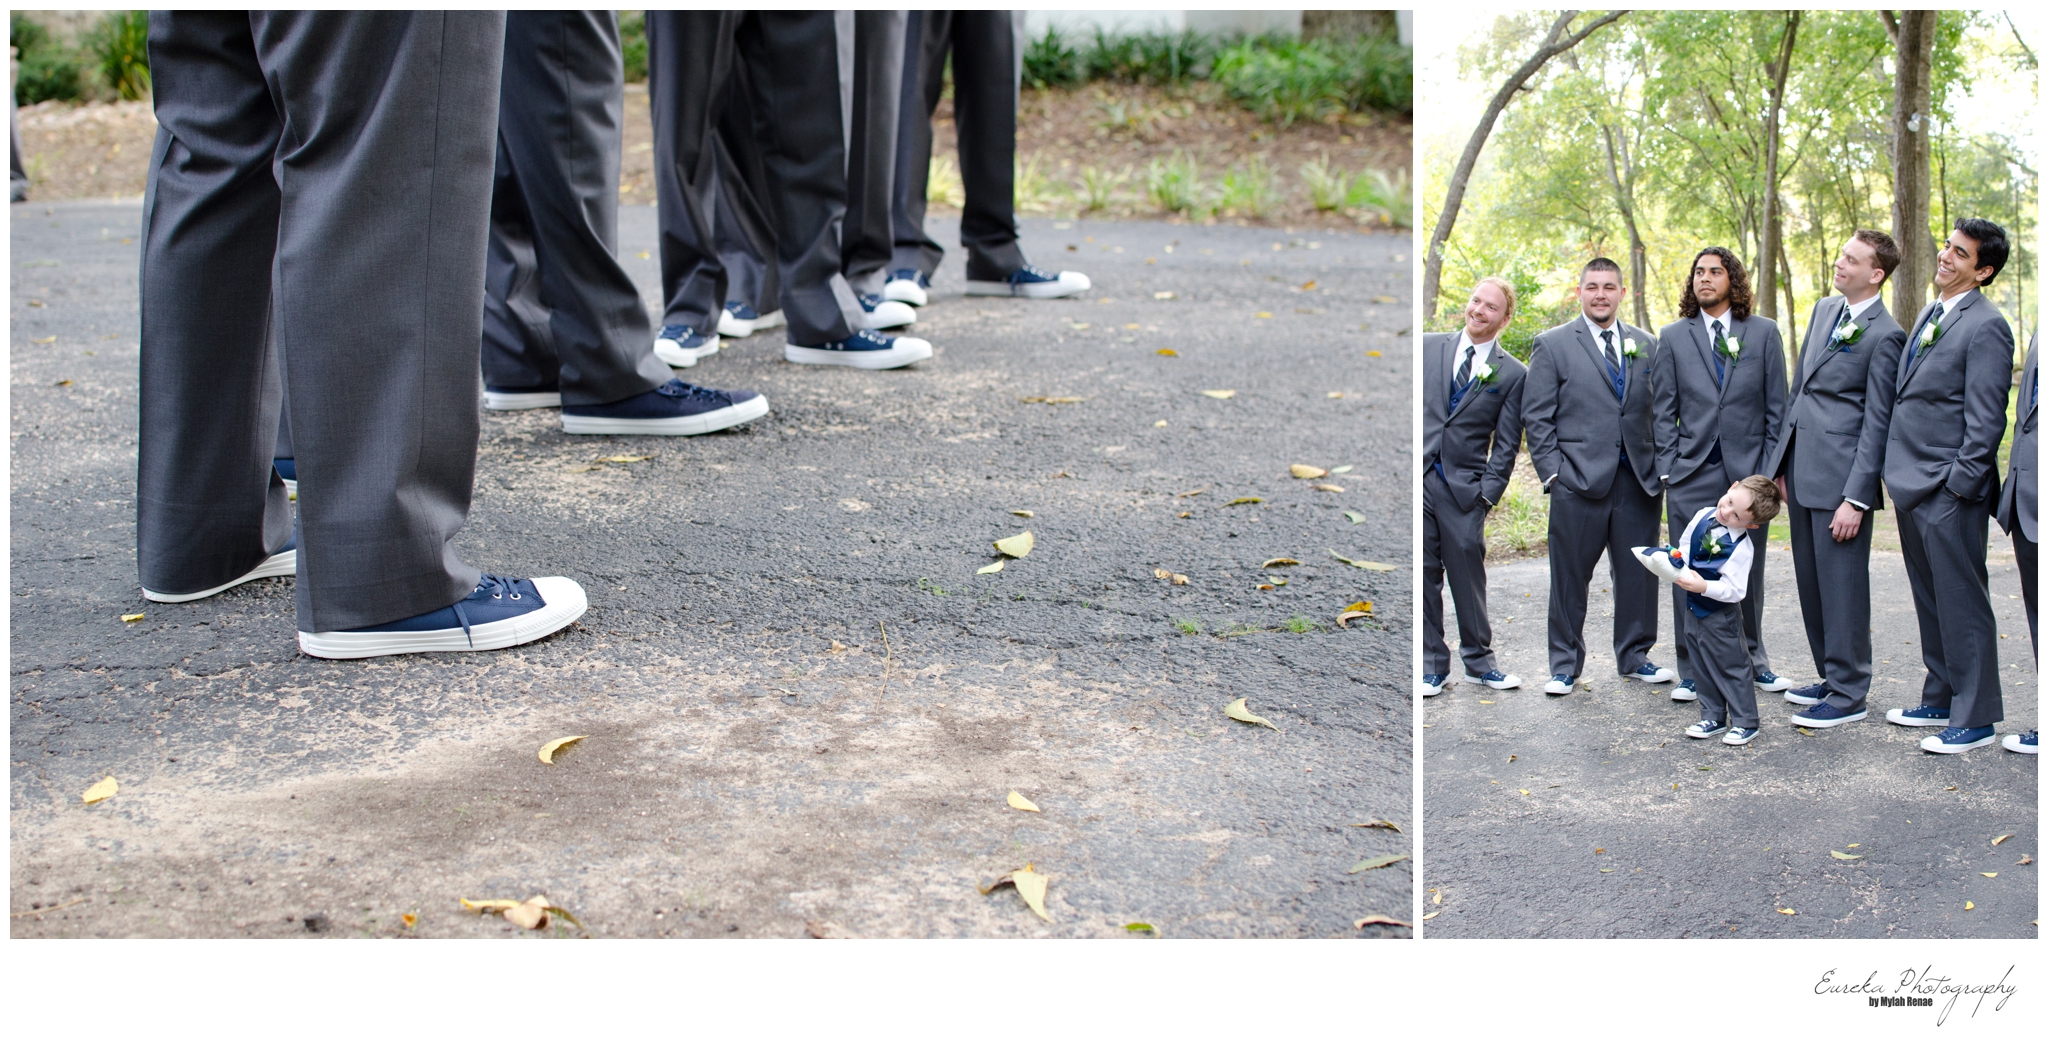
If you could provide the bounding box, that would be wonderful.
[1997,335,2037,541]
[1883,288,2015,511]
[1521,317,1659,500]
[1761,294,1904,510]
[1423,331,1527,513]
[1651,311,1787,485]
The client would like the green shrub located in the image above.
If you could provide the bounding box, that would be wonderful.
[1023,25,1083,89]
[1084,28,1216,85]
[86,10,151,101]
[1075,164,1130,212]
[1219,155,1278,218]
[1145,150,1208,216]
[1285,615,1318,634]
[1347,168,1412,228]
[1213,34,1411,124]
[1174,618,1202,635]
[1335,34,1412,115]
[12,13,86,105]
[618,11,647,83]
[1300,155,1354,212]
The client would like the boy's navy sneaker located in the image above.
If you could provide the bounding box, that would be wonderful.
[143,535,297,603]
[1886,704,1951,727]
[1754,670,1793,692]
[1722,726,1761,746]
[1783,681,1827,706]
[966,263,1091,299]
[484,382,563,411]
[1920,725,1996,753]
[716,301,784,339]
[653,324,717,368]
[1685,719,1730,739]
[1670,679,1698,702]
[274,457,298,497]
[560,379,768,436]
[1464,669,1520,690]
[1543,674,1575,696]
[1791,701,1866,728]
[1420,673,1446,697]
[857,294,917,329]
[298,573,587,659]
[785,328,933,370]
[2004,730,2038,754]
[882,268,930,307]
[1622,662,1675,684]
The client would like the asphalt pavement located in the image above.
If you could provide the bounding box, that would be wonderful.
[10,202,1412,937]
[1422,540,2038,938]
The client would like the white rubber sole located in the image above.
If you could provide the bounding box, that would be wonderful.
[1921,734,1996,753]
[1419,679,1444,697]
[1790,708,1866,728]
[1754,675,1793,692]
[1670,687,1698,702]
[784,337,933,370]
[858,300,917,329]
[2003,735,2037,754]
[483,390,563,410]
[1543,678,1573,695]
[965,271,1091,299]
[717,308,785,339]
[143,548,297,603]
[1465,673,1520,690]
[297,576,588,659]
[560,394,769,435]
[1886,709,1949,727]
[1621,666,1676,684]
[654,334,718,368]
[882,278,928,307]
[1722,729,1759,746]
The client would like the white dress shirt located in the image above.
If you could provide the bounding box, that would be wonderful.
[1678,504,1754,604]
[1452,333,1497,390]
[1698,304,1735,347]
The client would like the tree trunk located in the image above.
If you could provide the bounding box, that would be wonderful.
[1778,238,1800,348]
[1758,13,1800,320]
[1598,122,1652,330]
[1421,9,1628,320]
[1885,10,1937,323]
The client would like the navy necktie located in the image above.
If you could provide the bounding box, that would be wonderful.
[1906,302,1946,374]
[1711,319,1727,385]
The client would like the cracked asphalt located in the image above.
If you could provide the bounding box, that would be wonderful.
[11,201,1412,938]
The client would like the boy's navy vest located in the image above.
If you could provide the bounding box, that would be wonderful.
[1685,519,1744,619]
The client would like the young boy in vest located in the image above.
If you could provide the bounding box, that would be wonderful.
[1675,475,1784,745]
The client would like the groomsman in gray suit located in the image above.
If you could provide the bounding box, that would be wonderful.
[1765,230,1906,728]
[1882,219,2018,752]
[2000,334,2037,755]
[1522,258,1671,696]
[1421,277,1527,696]
[1651,248,1788,701]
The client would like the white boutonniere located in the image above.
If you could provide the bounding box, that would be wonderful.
[1719,335,1742,359]
[1836,321,1863,347]
[1471,361,1497,384]
[1701,532,1725,560]
[1622,338,1641,358]
[1919,321,1942,348]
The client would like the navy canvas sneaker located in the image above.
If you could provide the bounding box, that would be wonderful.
[1754,670,1793,692]
[484,382,563,411]
[2004,730,2039,754]
[560,379,768,436]
[1670,679,1699,702]
[653,324,717,368]
[785,328,933,370]
[1685,719,1730,739]
[274,457,298,497]
[1886,704,1951,727]
[1621,662,1676,684]
[716,301,785,339]
[1783,681,1827,706]
[298,573,587,659]
[143,534,297,603]
[1920,725,1996,753]
[966,263,1091,299]
[882,268,930,307]
[1464,669,1521,690]
[1543,674,1575,696]
[1791,700,1866,728]
[857,294,917,329]
[1722,726,1761,746]
[1420,673,1447,697]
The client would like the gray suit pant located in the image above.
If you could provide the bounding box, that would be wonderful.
[1896,492,2003,728]
[1685,606,1758,729]
[1545,473,1661,678]
[1424,468,1496,676]
[1667,467,1770,681]
[709,62,779,317]
[842,11,906,295]
[646,11,860,346]
[483,10,669,407]
[1784,454,1875,707]
[138,11,501,632]
[2018,531,2038,661]
[892,10,1027,280]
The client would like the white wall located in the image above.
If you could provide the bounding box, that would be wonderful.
[1020,10,1412,46]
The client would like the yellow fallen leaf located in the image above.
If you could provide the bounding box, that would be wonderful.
[1373,295,1399,304]
[1223,697,1279,731]
[829,640,848,653]
[1255,311,1273,319]
[598,454,654,463]
[1599,868,1614,873]
[1344,601,1373,614]
[1478,699,1495,704]
[1367,350,1383,357]
[1171,574,1189,585]
[1830,850,1861,861]
[976,561,1005,574]
[1199,390,1236,399]
[1156,348,1178,356]
[120,613,144,623]
[82,776,118,805]
[1965,901,1975,910]
[1290,464,1328,479]
[55,378,73,386]
[993,531,1035,558]
[1007,790,1041,813]
[1519,789,1530,795]
[1350,820,1401,832]
[1778,908,1796,915]
[1846,843,1860,848]
[1981,872,1998,877]
[1154,291,1176,299]
[1420,910,1440,920]
[1311,483,1346,492]
[1261,557,1300,568]
[1353,915,1409,929]
[1336,610,1371,628]
[1347,853,1409,873]
[1992,834,2013,845]
[1330,465,1354,474]
[1330,551,1397,571]
[1154,568,1172,579]
[33,336,56,344]
[1010,510,1034,518]
[1328,391,1343,398]
[537,735,587,764]
[401,912,417,929]
[1226,497,1263,506]
[1300,280,1317,291]
[1020,396,1088,404]
[1012,866,1051,922]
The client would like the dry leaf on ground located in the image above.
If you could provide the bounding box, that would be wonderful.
[1171,574,1189,585]
[82,776,118,805]
[1965,901,1975,910]
[993,532,1035,558]
[1330,465,1354,474]
[1830,850,1862,861]
[462,895,586,933]
[120,613,144,623]
[1330,551,1397,571]
[1020,396,1088,404]
[1778,908,1796,915]
[806,920,852,938]
[1336,606,1373,627]
[1177,486,1210,497]
[1261,557,1300,568]
[537,736,588,765]
[1347,853,1411,873]
[1223,697,1279,731]
[979,864,1051,922]
[1981,872,1998,877]
[598,454,654,463]
[977,561,1005,574]
[1199,390,1236,399]
[1010,510,1034,518]
[1992,834,2013,845]
[1154,568,1172,579]
[1343,510,1366,524]
[1154,291,1176,299]
[1007,790,1041,813]
[1311,483,1346,492]
[1226,496,1263,506]
[1290,464,1328,479]
[1156,348,1178,356]
[1354,915,1410,929]
[1351,820,1400,832]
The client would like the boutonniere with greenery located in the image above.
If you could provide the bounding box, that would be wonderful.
[1715,334,1742,360]
[1834,321,1864,349]
[1471,361,1497,384]
[1918,320,1943,348]
[1701,531,1726,560]
[1622,338,1641,358]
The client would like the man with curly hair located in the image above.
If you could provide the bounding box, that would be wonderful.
[1651,248,1788,704]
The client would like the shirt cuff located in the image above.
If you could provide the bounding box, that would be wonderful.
[1843,498,1869,511]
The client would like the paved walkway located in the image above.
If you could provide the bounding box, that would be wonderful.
[10,202,1412,937]
[1424,542,2037,937]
